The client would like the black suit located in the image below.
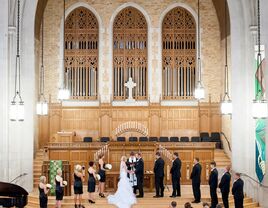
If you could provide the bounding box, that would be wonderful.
[170,158,181,196]
[219,171,231,208]
[232,178,244,208]
[154,157,165,196]
[134,158,144,197]
[190,163,202,202]
[209,168,218,208]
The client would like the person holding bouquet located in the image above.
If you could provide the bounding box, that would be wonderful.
[39,176,50,208]
[74,164,85,208]
[55,169,67,208]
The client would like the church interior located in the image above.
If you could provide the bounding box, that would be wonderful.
[0,0,268,207]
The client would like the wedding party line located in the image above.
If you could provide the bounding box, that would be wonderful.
[38,151,244,208]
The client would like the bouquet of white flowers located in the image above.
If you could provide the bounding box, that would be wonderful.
[63,181,68,186]
[105,164,112,170]
[46,184,52,189]
[95,174,101,181]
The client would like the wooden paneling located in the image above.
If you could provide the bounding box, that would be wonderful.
[38,102,221,147]
[46,142,214,186]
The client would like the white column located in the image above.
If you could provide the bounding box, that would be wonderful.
[0,0,9,182]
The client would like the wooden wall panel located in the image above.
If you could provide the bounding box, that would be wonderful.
[38,103,221,147]
[46,142,214,185]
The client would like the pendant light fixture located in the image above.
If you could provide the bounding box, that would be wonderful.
[194,0,205,100]
[221,0,232,115]
[10,0,24,122]
[58,0,70,100]
[37,4,48,115]
[252,0,267,119]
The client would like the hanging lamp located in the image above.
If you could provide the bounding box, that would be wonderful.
[37,4,48,115]
[58,0,70,100]
[221,0,232,115]
[10,0,24,121]
[252,0,267,119]
[194,0,205,100]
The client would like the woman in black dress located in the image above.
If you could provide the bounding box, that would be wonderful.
[55,169,66,208]
[39,176,49,208]
[98,154,106,197]
[88,161,97,203]
[74,164,85,208]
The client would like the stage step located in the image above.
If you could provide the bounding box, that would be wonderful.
[214,150,231,168]
[27,186,259,208]
[33,149,44,187]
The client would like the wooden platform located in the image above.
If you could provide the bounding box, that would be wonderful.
[27,185,259,208]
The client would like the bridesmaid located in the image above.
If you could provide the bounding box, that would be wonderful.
[98,154,106,198]
[73,164,85,208]
[55,169,65,208]
[39,176,49,208]
[88,161,97,203]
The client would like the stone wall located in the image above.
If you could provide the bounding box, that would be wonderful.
[40,0,223,103]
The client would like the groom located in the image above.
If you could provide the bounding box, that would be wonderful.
[134,152,144,198]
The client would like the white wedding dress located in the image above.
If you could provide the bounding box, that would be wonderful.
[107,161,137,208]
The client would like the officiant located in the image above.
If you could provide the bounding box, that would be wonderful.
[126,151,138,192]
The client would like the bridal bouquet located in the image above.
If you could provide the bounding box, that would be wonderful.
[95,174,101,181]
[105,164,112,170]
[46,184,52,189]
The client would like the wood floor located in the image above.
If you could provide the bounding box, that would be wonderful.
[27,185,260,208]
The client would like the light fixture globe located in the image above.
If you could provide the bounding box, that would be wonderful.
[58,88,70,100]
[221,99,232,115]
[194,81,205,100]
[37,101,48,115]
[10,99,24,121]
[252,99,268,119]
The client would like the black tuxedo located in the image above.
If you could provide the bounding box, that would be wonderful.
[154,157,165,196]
[170,158,181,196]
[190,163,202,202]
[209,168,218,208]
[232,178,244,208]
[219,171,231,208]
[134,158,144,197]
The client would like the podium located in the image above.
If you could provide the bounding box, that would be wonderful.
[51,132,73,143]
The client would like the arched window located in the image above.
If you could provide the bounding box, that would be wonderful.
[162,7,196,100]
[113,7,148,101]
[65,7,98,100]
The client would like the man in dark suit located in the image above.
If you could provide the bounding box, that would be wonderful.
[232,173,244,208]
[134,152,144,198]
[190,157,202,203]
[209,161,218,208]
[219,165,231,208]
[170,152,181,198]
[153,151,165,198]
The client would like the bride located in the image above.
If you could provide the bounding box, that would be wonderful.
[107,156,137,208]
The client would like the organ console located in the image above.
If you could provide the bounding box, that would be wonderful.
[0,182,28,208]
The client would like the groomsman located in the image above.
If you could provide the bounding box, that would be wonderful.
[190,157,202,203]
[153,152,165,198]
[232,173,244,208]
[170,152,181,198]
[209,161,218,208]
[219,166,231,208]
[134,152,144,198]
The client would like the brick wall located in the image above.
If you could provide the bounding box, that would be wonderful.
[40,0,223,103]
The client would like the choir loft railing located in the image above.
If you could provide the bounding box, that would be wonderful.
[113,7,148,101]
[162,7,196,100]
[64,7,99,100]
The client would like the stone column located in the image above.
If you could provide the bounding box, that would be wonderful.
[0,0,9,182]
